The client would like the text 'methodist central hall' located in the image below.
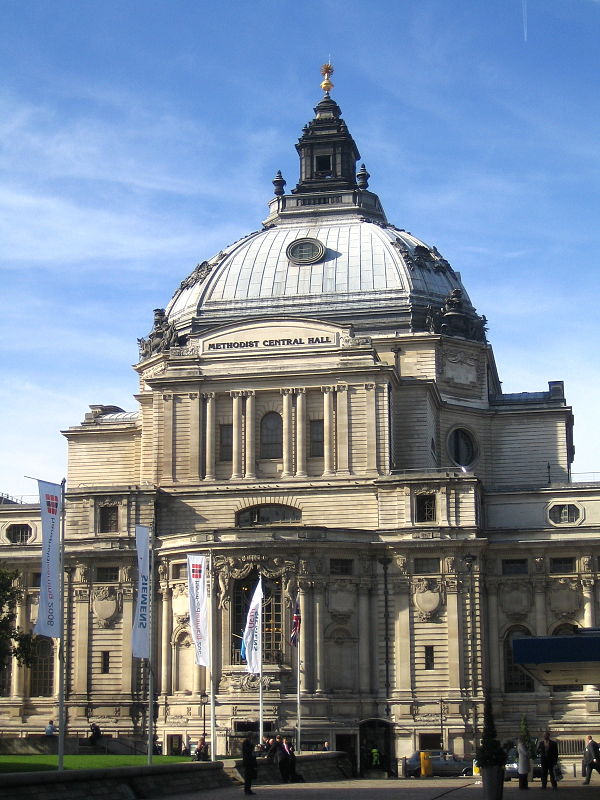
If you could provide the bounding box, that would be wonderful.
[1,66,599,769]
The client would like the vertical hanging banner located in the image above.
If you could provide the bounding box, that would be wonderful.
[187,554,209,666]
[35,481,63,638]
[242,577,262,675]
[132,525,150,659]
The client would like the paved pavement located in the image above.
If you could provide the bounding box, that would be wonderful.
[164,776,599,800]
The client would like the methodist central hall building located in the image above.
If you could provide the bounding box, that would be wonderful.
[1,70,599,769]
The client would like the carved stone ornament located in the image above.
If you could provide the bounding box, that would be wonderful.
[137,308,180,361]
[442,349,481,388]
[230,673,273,692]
[394,556,407,574]
[425,289,487,342]
[582,556,592,573]
[549,578,582,618]
[171,583,189,624]
[213,554,298,609]
[340,334,372,348]
[499,581,533,620]
[92,586,122,628]
[412,578,445,621]
[534,557,545,573]
[328,583,356,616]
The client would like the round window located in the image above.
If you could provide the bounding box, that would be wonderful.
[286,237,325,265]
[447,427,476,467]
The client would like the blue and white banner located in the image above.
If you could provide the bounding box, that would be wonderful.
[35,480,63,638]
[242,577,262,675]
[132,525,151,659]
[187,554,209,666]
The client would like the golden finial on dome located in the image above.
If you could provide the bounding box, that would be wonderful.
[320,62,334,93]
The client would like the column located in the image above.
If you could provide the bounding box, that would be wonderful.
[160,585,172,695]
[189,392,203,481]
[322,386,335,476]
[486,580,501,692]
[336,385,350,475]
[446,578,463,693]
[583,579,596,628]
[204,393,216,481]
[295,389,307,477]
[231,391,243,479]
[121,587,134,696]
[534,578,547,635]
[393,575,411,693]
[193,664,202,694]
[299,582,310,692]
[244,391,256,479]
[162,394,174,481]
[314,581,325,693]
[365,383,378,474]
[72,588,90,697]
[281,389,293,477]
[11,587,26,698]
[358,582,371,693]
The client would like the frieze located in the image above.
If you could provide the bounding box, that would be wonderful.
[499,581,533,619]
[412,578,445,621]
[549,578,582,618]
[91,586,122,628]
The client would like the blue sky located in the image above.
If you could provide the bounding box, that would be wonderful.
[1,0,599,499]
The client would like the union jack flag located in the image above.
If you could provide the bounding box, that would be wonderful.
[290,593,301,646]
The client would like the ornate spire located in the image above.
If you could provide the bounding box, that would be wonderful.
[320,62,334,94]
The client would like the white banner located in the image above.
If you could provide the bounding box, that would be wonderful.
[242,577,262,675]
[132,525,151,659]
[35,481,63,638]
[187,554,209,666]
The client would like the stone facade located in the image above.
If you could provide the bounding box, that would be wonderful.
[0,78,598,770]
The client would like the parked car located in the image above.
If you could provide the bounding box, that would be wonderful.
[504,747,544,781]
[406,750,473,777]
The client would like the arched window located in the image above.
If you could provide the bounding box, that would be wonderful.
[260,412,283,459]
[30,637,54,697]
[231,573,283,666]
[504,627,534,693]
[236,505,301,527]
[552,624,583,692]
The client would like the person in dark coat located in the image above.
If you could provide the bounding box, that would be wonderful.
[268,735,290,783]
[583,735,600,784]
[242,733,257,796]
[537,731,559,790]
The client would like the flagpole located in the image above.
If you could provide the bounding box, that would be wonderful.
[209,550,217,761]
[296,622,301,753]
[146,525,155,766]
[57,478,66,771]
[259,581,263,746]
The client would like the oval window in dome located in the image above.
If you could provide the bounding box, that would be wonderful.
[447,427,476,467]
[286,237,325,265]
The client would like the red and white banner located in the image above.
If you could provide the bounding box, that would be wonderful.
[132,525,150,659]
[187,555,209,666]
[242,577,262,675]
[35,480,63,638]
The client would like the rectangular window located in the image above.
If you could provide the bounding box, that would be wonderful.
[99,505,118,533]
[414,557,440,574]
[315,154,332,174]
[173,563,188,580]
[415,494,436,523]
[550,557,575,574]
[330,558,353,575]
[101,651,110,674]
[502,559,528,576]
[309,419,324,458]
[97,566,119,582]
[424,645,435,670]
[219,424,233,461]
[31,572,41,588]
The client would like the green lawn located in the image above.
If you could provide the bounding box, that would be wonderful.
[0,754,190,773]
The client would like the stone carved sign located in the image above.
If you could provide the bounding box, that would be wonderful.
[92,586,122,628]
[549,579,581,618]
[412,578,445,621]
[499,582,533,620]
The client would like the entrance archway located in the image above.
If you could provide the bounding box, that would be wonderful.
[359,718,394,775]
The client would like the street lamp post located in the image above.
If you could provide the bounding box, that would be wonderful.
[200,690,209,739]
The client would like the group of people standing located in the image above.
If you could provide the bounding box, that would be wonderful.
[242,733,299,796]
[517,730,559,790]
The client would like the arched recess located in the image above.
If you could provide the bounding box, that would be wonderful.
[172,628,194,694]
[325,624,357,692]
[503,626,534,693]
[551,623,583,691]
[230,571,283,666]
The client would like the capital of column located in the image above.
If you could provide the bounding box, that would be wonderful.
[280,388,294,396]
[188,392,199,400]
[162,393,173,401]
[243,390,256,397]
[336,384,348,393]
[202,391,216,400]
[294,387,306,395]
[230,390,244,398]
[320,385,334,393]
[364,383,376,391]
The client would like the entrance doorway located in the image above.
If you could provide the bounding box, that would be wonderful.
[419,733,442,750]
[359,719,395,776]
[335,733,357,776]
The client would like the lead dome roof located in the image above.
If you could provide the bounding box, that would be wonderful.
[162,81,484,339]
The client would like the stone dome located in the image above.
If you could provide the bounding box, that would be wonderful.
[138,86,486,356]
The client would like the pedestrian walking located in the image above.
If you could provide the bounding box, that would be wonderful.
[583,735,600,785]
[242,732,258,796]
